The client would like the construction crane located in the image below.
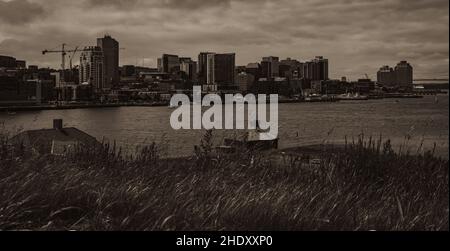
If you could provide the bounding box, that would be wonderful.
[68,46,79,71]
[43,44,125,72]
[42,44,105,83]
[42,44,94,103]
[42,44,125,92]
[42,43,72,74]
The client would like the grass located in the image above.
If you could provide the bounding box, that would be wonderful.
[0,130,448,231]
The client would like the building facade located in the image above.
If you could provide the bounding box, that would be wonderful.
[79,46,105,91]
[395,61,413,89]
[303,56,328,81]
[179,57,197,81]
[214,53,235,89]
[377,65,396,87]
[376,61,413,90]
[198,52,235,91]
[161,54,180,74]
[198,52,213,85]
[261,56,280,78]
[97,35,119,89]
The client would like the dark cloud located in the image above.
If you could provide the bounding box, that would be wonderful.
[0,0,46,25]
[84,0,140,9]
[0,0,448,79]
[84,0,234,9]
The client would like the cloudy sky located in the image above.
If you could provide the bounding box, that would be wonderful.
[0,0,448,79]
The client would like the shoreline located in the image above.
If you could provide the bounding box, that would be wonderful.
[0,94,431,112]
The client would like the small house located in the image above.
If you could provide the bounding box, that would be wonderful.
[11,119,100,156]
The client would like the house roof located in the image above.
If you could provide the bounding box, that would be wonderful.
[11,127,100,155]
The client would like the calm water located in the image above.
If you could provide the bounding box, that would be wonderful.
[1,95,448,158]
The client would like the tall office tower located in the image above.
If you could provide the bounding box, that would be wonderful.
[395,61,413,89]
[79,46,105,90]
[214,53,235,89]
[198,52,215,85]
[206,53,216,85]
[314,56,329,81]
[97,35,119,89]
[303,56,329,81]
[198,52,236,90]
[179,57,198,81]
[377,65,396,87]
[161,54,180,74]
[261,56,280,78]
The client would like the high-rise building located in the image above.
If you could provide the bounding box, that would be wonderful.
[198,52,235,90]
[198,52,214,85]
[261,56,279,78]
[79,46,104,90]
[97,35,119,89]
[161,54,180,74]
[377,65,396,87]
[179,57,197,81]
[303,56,328,81]
[214,53,235,89]
[206,53,216,85]
[395,61,413,89]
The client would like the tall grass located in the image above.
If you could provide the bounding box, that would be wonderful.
[0,131,448,231]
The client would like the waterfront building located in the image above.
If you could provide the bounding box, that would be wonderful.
[377,65,396,87]
[214,53,235,90]
[261,56,280,78]
[354,78,376,94]
[79,46,105,91]
[198,52,213,85]
[303,56,328,81]
[179,57,197,81]
[97,35,119,89]
[161,54,180,74]
[198,52,235,91]
[395,60,413,89]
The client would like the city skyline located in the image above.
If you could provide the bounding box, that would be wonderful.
[0,0,449,80]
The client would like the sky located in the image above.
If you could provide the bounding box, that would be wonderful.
[0,0,448,80]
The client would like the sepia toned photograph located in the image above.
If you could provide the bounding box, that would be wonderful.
[0,0,448,238]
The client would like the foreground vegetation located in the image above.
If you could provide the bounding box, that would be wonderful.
[0,131,448,231]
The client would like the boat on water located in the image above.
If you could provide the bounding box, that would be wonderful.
[304,94,323,102]
[337,93,368,101]
[304,94,338,103]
